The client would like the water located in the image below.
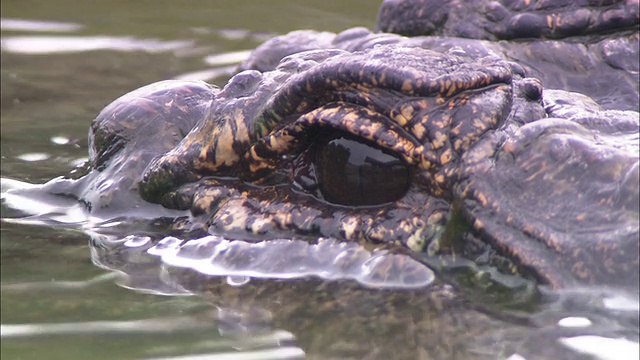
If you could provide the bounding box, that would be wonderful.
[1,1,639,359]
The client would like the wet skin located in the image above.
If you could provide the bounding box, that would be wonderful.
[376,0,639,40]
[32,44,638,290]
[6,0,638,292]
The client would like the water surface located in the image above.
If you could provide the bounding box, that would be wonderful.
[1,1,638,359]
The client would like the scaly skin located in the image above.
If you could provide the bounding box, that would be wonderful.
[34,45,636,289]
[241,27,639,111]
[11,1,638,290]
[376,0,639,40]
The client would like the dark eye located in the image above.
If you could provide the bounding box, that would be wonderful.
[293,132,410,206]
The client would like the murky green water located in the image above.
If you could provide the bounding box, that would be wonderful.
[2,1,639,359]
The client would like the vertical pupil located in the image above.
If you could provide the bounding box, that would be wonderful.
[315,135,410,206]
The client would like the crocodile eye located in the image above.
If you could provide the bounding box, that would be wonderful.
[312,134,410,206]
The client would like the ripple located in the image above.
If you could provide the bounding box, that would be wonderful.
[1,273,118,292]
[1,35,193,54]
[1,315,215,338]
[147,235,435,289]
[0,18,83,32]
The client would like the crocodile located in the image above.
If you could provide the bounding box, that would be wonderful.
[16,42,637,290]
[3,0,638,291]
[242,0,639,111]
